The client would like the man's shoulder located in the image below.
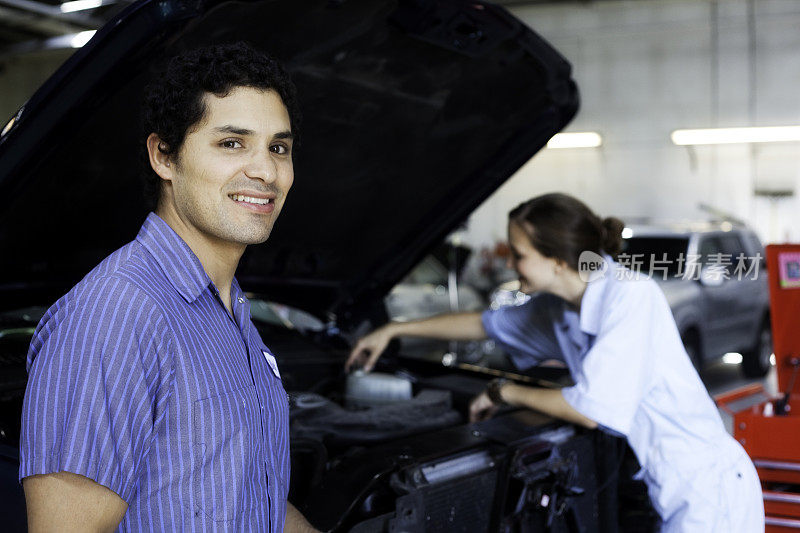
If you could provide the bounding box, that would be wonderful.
[87,238,169,290]
[29,242,177,368]
[43,239,170,327]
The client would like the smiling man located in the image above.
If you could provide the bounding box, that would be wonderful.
[19,43,316,532]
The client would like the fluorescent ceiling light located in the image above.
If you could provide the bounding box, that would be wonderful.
[61,0,102,12]
[547,132,602,149]
[671,126,800,145]
[70,30,96,48]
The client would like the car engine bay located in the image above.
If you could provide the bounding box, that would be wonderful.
[0,308,655,532]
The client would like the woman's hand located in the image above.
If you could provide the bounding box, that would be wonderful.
[345,313,486,373]
[469,391,499,423]
[345,325,395,372]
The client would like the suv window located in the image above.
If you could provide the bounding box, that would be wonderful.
[698,233,747,275]
[697,235,722,263]
[740,230,766,270]
[621,236,689,277]
[718,234,747,261]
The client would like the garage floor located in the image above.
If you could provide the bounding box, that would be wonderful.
[703,362,778,435]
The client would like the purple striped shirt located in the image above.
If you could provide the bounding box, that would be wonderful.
[20,213,290,532]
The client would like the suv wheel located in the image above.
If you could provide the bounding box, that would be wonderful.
[741,319,772,378]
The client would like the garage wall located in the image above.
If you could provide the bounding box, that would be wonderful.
[465,0,800,248]
[0,49,73,123]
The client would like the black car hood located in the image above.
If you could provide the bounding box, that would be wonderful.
[0,0,578,323]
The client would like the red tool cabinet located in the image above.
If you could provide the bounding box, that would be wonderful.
[717,244,800,532]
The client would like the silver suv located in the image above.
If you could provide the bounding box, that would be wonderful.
[621,221,771,377]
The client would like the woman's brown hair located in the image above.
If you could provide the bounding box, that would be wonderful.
[509,193,624,271]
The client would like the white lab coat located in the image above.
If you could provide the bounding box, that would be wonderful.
[482,257,764,532]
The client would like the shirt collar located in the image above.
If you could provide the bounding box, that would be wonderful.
[136,212,212,303]
[579,254,614,336]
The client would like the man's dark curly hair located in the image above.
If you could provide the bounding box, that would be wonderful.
[141,41,301,209]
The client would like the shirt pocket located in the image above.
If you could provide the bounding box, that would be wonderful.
[193,384,266,522]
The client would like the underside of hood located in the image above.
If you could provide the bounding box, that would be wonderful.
[0,0,578,323]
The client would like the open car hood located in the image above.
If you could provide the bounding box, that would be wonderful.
[0,0,578,323]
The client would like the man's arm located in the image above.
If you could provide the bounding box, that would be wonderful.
[23,471,128,533]
[284,502,318,533]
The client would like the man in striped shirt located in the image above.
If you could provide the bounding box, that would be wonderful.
[20,43,316,532]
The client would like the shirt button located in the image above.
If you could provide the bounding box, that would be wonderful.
[238,297,244,303]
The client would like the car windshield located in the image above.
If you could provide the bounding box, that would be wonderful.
[621,236,690,277]
[248,299,325,333]
[401,257,448,286]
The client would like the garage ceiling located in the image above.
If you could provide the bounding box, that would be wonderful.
[0,0,131,54]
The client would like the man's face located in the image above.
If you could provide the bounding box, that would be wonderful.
[163,86,294,247]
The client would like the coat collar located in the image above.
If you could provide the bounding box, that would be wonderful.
[135,212,212,304]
